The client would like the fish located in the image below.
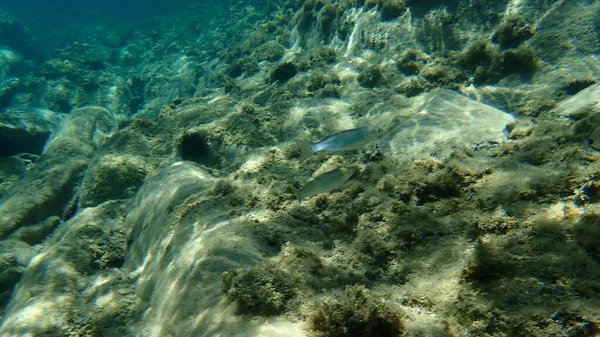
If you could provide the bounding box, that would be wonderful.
[293,127,381,161]
[296,167,355,201]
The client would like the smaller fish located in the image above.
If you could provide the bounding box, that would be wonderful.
[294,127,381,161]
[296,167,354,201]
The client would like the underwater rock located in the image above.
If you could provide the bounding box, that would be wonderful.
[54,42,111,70]
[308,285,404,337]
[0,77,20,110]
[383,88,515,161]
[0,106,117,239]
[556,83,600,119]
[380,0,407,22]
[491,16,535,49]
[358,65,385,88]
[0,156,28,198]
[223,262,300,315]
[0,48,21,80]
[0,239,36,306]
[252,41,285,62]
[589,126,600,150]
[0,13,39,61]
[0,201,133,336]
[122,162,302,336]
[78,154,148,208]
[8,216,61,246]
[0,107,62,157]
[560,78,598,96]
[43,106,117,158]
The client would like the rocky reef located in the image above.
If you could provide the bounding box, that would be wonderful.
[0,0,599,336]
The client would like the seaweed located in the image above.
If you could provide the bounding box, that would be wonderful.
[308,285,403,337]
[560,78,598,95]
[223,263,301,316]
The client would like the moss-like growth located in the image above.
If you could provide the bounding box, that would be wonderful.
[298,9,316,32]
[309,47,337,65]
[456,40,503,84]
[358,65,385,88]
[210,179,236,197]
[574,213,600,262]
[352,229,395,279]
[306,73,341,94]
[420,64,466,86]
[253,41,285,62]
[492,16,535,49]
[560,78,598,95]
[396,77,426,97]
[500,45,537,76]
[308,285,403,337]
[456,40,536,83]
[79,155,148,208]
[397,49,427,75]
[270,62,298,83]
[176,130,221,167]
[380,0,406,21]
[458,40,498,70]
[365,0,382,9]
[223,263,301,315]
[319,3,339,41]
[303,0,316,11]
[315,0,326,11]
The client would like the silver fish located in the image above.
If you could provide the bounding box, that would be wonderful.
[296,167,354,201]
[294,127,381,161]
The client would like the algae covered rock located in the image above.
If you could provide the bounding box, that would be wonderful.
[79,154,148,208]
[0,107,63,157]
[0,240,36,306]
[223,262,301,315]
[383,88,515,161]
[0,201,132,336]
[0,47,22,80]
[43,106,117,158]
[308,285,404,337]
[0,12,39,60]
[0,106,117,239]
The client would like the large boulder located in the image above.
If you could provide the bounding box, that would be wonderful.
[0,107,62,157]
[0,106,117,239]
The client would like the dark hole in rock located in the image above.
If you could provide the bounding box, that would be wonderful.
[0,267,24,294]
[57,99,71,113]
[86,60,106,70]
[270,62,298,83]
[228,63,244,78]
[177,131,221,168]
[63,197,79,221]
[0,290,13,307]
[0,130,49,157]
[129,96,144,114]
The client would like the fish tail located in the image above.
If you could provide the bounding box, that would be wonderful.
[293,139,314,161]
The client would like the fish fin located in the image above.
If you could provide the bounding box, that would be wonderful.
[293,139,314,162]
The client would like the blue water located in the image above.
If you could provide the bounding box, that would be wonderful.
[1,0,207,59]
[3,0,199,21]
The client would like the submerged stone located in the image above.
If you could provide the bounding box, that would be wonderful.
[384,89,515,160]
